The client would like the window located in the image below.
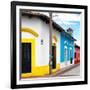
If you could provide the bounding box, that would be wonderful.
[64,46,67,62]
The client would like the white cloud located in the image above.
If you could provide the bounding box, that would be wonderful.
[52,13,81,22]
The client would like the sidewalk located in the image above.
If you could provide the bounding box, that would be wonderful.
[22,63,80,78]
[46,63,80,77]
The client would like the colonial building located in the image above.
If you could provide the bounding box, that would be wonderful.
[60,28,76,68]
[21,11,61,78]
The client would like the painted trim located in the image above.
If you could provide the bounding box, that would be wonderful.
[64,46,68,65]
[64,45,67,49]
[53,35,58,42]
[21,38,35,75]
[64,40,68,44]
[21,27,39,37]
[21,64,60,78]
[52,35,57,46]
[21,65,49,78]
[52,43,56,46]
[52,64,60,73]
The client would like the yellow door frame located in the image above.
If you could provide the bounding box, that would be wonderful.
[21,27,39,37]
[21,38,35,77]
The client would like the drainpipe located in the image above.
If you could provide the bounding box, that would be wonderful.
[49,12,52,74]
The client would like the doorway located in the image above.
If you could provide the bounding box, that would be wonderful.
[70,49,73,64]
[21,43,31,73]
[52,45,56,69]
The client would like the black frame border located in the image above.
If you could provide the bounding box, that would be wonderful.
[11,1,88,89]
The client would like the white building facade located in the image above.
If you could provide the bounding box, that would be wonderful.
[21,13,61,78]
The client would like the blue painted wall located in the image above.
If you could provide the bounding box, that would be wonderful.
[60,33,74,63]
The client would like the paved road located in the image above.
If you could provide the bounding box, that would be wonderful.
[58,64,80,77]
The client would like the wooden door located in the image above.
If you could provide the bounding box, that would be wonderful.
[52,45,56,69]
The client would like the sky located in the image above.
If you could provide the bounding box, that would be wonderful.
[52,13,81,46]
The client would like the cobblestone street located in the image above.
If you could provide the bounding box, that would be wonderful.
[59,64,80,77]
[48,64,80,77]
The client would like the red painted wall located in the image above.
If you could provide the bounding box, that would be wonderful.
[74,45,80,64]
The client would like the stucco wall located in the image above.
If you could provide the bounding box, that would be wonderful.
[52,29,60,64]
[74,47,80,61]
[60,33,74,68]
[21,16,60,67]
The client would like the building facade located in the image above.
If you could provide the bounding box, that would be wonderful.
[60,32,75,68]
[21,12,61,78]
[74,44,80,64]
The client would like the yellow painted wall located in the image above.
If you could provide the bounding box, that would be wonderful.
[21,38,60,78]
[21,64,60,78]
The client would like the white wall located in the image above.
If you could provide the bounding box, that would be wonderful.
[52,29,60,64]
[22,16,50,66]
[39,19,50,66]
[0,0,89,90]
[22,15,60,66]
